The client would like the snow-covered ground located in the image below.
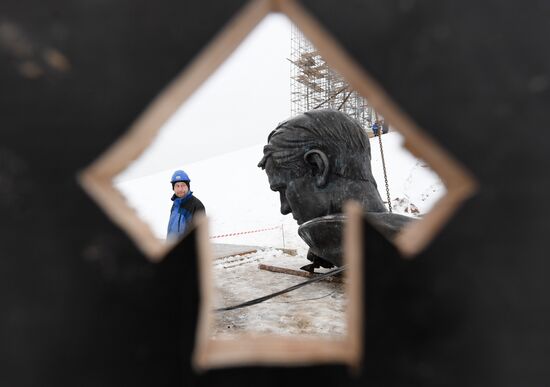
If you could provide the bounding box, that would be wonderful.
[212,249,346,337]
[114,131,445,337]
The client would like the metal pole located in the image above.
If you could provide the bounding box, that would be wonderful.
[281,224,286,249]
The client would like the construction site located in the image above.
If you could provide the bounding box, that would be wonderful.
[290,24,384,136]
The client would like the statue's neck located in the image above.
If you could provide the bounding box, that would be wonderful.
[326,178,387,213]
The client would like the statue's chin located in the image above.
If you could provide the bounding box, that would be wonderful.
[297,214,346,267]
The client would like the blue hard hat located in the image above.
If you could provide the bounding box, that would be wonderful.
[171,170,190,184]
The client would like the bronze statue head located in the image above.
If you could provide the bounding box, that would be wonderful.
[258,109,412,270]
[258,109,387,226]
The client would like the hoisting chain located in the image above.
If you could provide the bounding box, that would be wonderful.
[377,129,392,212]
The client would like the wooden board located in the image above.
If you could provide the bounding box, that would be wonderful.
[258,263,345,283]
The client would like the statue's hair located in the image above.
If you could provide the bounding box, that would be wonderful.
[258,109,376,183]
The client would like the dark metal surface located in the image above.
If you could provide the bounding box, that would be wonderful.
[259,109,412,269]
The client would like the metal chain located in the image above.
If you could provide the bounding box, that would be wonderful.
[377,129,392,212]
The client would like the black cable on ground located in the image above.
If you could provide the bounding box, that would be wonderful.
[214,265,347,312]
[270,289,338,304]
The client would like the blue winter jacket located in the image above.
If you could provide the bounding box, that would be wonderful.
[166,191,205,240]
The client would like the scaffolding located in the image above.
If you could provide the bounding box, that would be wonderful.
[290,24,377,135]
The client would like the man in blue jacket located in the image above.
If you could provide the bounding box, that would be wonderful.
[166,170,205,240]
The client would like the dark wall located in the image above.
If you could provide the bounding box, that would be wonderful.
[1,1,548,386]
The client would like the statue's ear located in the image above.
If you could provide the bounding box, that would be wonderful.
[304,149,329,188]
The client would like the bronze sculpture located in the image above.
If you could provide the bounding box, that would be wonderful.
[258,109,413,272]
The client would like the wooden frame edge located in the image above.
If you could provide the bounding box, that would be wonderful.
[87,0,273,179]
[77,169,169,261]
[192,201,363,371]
[395,183,476,257]
[193,213,215,370]
[76,0,274,262]
[344,201,364,370]
[74,0,479,372]
[196,337,353,369]
[279,0,478,257]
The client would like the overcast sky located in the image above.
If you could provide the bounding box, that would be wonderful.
[117,14,292,182]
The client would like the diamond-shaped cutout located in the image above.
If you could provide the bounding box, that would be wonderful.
[78,0,476,371]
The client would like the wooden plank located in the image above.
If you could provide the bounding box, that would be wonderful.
[258,263,344,283]
[212,244,258,259]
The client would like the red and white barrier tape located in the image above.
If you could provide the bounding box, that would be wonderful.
[210,225,281,239]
